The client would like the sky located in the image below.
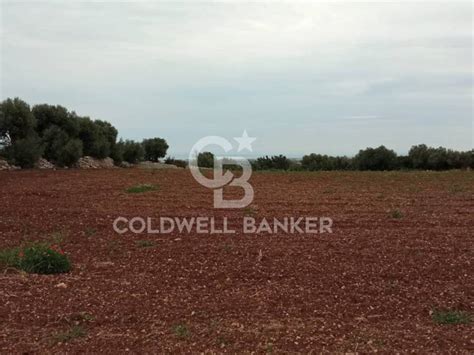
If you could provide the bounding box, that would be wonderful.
[0,1,472,158]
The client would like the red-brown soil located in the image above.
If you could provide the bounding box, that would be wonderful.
[0,169,472,353]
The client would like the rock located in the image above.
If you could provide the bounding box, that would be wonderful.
[120,161,133,168]
[76,156,116,169]
[0,159,21,171]
[55,282,67,289]
[94,261,115,268]
[36,158,55,169]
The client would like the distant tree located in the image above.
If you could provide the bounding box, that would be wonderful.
[408,144,430,169]
[142,137,169,162]
[197,151,214,168]
[271,155,291,170]
[332,156,353,170]
[164,156,187,168]
[253,156,273,170]
[302,154,333,171]
[426,147,449,170]
[252,155,291,170]
[121,140,144,164]
[354,146,397,171]
[396,155,412,170]
[459,150,474,169]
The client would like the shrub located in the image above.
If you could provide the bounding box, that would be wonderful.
[173,324,190,339]
[432,310,471,325]
[9,135,44,168]
[197,151,214,168]
[164,156,187,168]
[52,325,87,343]
[135,240,157,248]
[0,242,71,274]
[126,184,158,193]
[142,137,169,162]
[390,209,403,219]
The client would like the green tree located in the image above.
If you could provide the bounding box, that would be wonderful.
[56,139,83,167]
[142,137,169,162]
[78,117,111,159]
[110,139,124,164]
[33,104,79,138]
[354,146,398,171]
[253,156,273,170]
[426,147,449,170]
[0,98,37,147]
[121,140,144,164]
[271,155,290,170]
[408,144,430,169]
[197,151,214,168]
[9,136,44,168]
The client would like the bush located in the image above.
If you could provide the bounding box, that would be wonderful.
[121,140,144,164]
[164,156,187,168]
[143,137,169,162]
[126,184,158,193]
[0,242,71,274]
[9,135,44,168]
[432,310,471,325]
[197,151,214,168]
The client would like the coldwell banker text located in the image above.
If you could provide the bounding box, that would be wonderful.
[113,217,333,235]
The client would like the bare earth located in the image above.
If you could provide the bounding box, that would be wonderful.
[0,169,472,353]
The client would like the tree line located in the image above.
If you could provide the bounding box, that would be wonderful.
[0,98,169,168]
[1,98,471,171]
[250,145,472,171]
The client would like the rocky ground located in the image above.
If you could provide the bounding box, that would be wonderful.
[0,169,472,353]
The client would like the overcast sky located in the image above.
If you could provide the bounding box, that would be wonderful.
[1,1,472,157]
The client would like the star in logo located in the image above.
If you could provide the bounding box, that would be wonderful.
[234,130,256,152]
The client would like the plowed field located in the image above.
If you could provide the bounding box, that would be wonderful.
[0,169,472,353]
